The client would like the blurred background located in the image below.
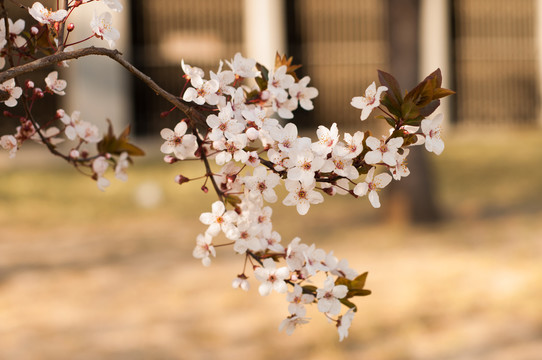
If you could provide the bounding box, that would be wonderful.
[1,0,542,359]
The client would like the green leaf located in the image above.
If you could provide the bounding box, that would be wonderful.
[255,63,269,81]
[97,120,145,156]
[339,298,358,311]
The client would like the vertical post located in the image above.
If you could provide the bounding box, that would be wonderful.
[536,0,542,126]
[419,0,452,125]
[387,0,441,223]
[63,4,132,133]
[243,0,287,69]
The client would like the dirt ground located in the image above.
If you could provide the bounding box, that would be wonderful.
[1,130,541,359]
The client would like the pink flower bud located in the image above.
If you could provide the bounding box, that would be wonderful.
[174,174,190,184]
[69,149,80,158]
[67,23,75,32]
[163,155,177,164]
[201,185,208,193]
[26,80,35,89]
[55,109,65,119]
[33,88,44,98]
[30,26,39,35]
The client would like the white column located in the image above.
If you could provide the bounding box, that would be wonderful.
[63,3,132,134]
[243,0,287,70]
[536,0,542,126]
[419,0,452,125]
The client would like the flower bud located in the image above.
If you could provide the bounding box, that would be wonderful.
[201,185,209,193]
[33,88,44,98]
[3,110,13,117]
[67,23,75,32]
[55,109,65,119]
[69,149,80,159]
[163,155,177,164]
[30,26,39,35]
[174,174,189,184]
[26,80,35,89]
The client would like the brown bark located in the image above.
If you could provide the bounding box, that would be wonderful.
[386,0,441,223]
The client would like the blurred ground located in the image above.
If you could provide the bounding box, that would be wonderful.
[0,129,541,360]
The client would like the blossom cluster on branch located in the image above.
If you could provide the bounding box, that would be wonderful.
[0,0,454,341]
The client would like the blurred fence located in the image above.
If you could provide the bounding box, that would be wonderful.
[128,0,541,135]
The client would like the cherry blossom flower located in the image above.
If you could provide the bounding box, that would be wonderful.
[364,136,404,166]
[183,77,220,105]
[271,91,297,119]
[333,131,365,159]
[316,275,348,316]
[192,233,216,267]
[232,275,250,291]
[321,153,359,180]
[59,110,101,143]
[114,152,129,181]
[212,133,248,165]
[311,123,339,156]
[351,81,388,120]
[0,18,26,48]
[90,11,120,48]
[261,230,284,253]
[337,308,355,341]
[103,0,123,12]
[285,148,325,186]
[283,179,324,215]
[421,113,445,155]
[160,121,198,160]
[389,148,410,180]
[289,76,318,110]
[353,167,392,208]
[287,284,315,316]
[325,252,358,280]
[0,135,18,158]
[181,59,204,82]
[279,314,310,336]
[285,237,309,272]
[28,2,68,25]
[226,52,260,79]
[206,103,244,141]
[254,258,290,296]
[242,166,281,203]
[268,65,294,98]
[199,201,239,238]
[45,71,67,96]
[0,79,22,107]
[92,156,110,191]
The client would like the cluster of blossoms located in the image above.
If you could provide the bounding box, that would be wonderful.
[0,0,453,342]
[157,52,451,340]
[0,1,135,190]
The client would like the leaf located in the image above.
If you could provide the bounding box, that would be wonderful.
[375,115,397,128]
[339,298,358,311]
[419,99,440,117]
[225,194,242,207]
[378,70,402,106]
[274,52,302,81]
[97,120,145,156]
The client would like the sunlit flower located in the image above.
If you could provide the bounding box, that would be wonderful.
[351,81,387,120]
[421,113,445,155]
[90,11,120,48]
[353,167,392,208]
[28,2,68,24]
[193,233,216,267]
[254,258,290,296]
[316,275,348,315]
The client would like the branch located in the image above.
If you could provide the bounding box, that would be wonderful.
[0,46,207,125]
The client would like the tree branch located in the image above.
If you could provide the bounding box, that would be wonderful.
[0,46,207,125]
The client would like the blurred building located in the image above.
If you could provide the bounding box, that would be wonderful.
[66,0,542,135]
